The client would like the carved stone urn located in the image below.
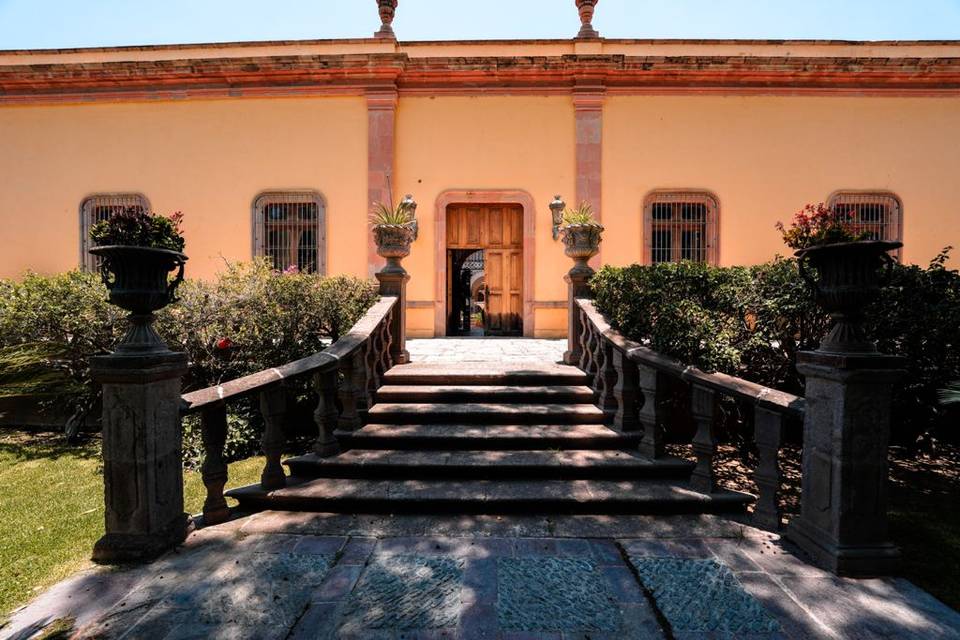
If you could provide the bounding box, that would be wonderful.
[89,245,187,355]
[575,0,600,38]
[373,223,415,274]
[560,222,604,275]
[796,239,901,354]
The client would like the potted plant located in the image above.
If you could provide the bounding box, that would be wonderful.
[777,202,901,354]
[89,207,187,355]
[370,197,416,274]
[559,202,604,273]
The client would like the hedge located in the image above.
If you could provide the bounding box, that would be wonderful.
[0,259,379,449]
[591,249,960,448]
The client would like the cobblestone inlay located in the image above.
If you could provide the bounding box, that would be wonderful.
[338,555,464,632]
[629,556,781,635]
[496,557,623,632]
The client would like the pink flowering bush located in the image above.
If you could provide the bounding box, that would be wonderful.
[776,202,871,251]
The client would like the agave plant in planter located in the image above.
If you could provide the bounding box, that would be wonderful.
[89,207,188,355]
[559,202,604,274]
[370,195,417,274]
[778,202,901,354]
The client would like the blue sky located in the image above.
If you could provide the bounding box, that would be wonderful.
[0,0,958,49]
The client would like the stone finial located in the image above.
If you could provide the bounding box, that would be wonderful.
[575,0,600,39]
[375,0,398,39]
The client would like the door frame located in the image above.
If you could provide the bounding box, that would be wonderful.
[434,189,536,337]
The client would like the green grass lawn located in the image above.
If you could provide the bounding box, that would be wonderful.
[0,430,264,617]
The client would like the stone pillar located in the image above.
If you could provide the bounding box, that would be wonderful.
[367,86,398,276]
[573,83,604,268]
[563,264,594,365]
[376,267,410,365]
[90,351,189,563]
[788,351,905,576]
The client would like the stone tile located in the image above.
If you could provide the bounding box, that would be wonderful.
[340,536,377,564]
[735,572,835,640]
[286,602,340,640]
[599,565,646,603]
[555,538,593,557]
[728,537,831,577]
[459,602,498,640]
[513,538,558,556]
[496,557,622,633]
[627,557,781,636]
[588,539,624,565]
[619,539,715,559]
[338,555,464,634]
[462,558,498,605]
[779,575,960,640]
[313,564,365,603]
[294,535,346,556]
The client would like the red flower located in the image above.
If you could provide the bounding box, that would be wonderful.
[215,337,234,350]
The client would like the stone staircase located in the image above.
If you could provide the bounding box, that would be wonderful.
[228,362,753,515]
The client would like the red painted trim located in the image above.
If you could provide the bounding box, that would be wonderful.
[3,54,960,105]
[367,86,398,276]
[434,190,537,338]
[573,85,605,267]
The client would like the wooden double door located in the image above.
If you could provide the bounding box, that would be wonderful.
[446,204,523,336]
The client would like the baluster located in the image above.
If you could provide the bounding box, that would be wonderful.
[612,348,639,432]
[259,385,287,490]
[637,364,665,458]
[199,404,230,525]
[589,326,602,393]
[690,383,718,493]
[314,368,341,457]
[596,338,617,414]
[754,407,785,529]
[351,348,371,428]
[381,307,395,372]
[578,308,592,376]
[375,316,389,379]
[337,350,361,431]
[365,336,381,403]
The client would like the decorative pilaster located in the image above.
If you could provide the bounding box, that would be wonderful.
[90,351,190,563]
[375,0,398,40]
[788,351,905,576]
[563,266,593,366]
[367,86,398,276]
[575,0,600,39]
[573,84,604,267]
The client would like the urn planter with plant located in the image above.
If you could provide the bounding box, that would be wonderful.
[778,202,901,354]
[370,196,417,274]
[559,202,604,274]
[88,207,188,355]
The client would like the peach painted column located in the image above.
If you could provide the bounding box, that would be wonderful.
[574,84,605,266]
[366,86,398,276]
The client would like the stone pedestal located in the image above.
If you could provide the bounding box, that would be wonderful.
[376,268,410,365]
[563,265,594,365]
[788,350,905,577]
[90,351,190,563]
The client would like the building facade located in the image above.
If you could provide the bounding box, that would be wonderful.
[2,25,959,337]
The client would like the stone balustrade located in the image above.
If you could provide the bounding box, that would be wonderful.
[573,297,804,532]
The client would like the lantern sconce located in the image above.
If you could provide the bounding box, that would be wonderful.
[401,193,419,241]
[550,195,566,240]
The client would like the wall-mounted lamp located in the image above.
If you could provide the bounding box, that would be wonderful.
[550,195,566,240]
[401,193,419,241]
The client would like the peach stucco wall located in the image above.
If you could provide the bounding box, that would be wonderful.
[0,97,368,281]
[394,96,577,337]
[602,95,960,269]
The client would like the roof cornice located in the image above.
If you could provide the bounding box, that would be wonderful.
[2,52,960,104]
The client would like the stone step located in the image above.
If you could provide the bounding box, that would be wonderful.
[227,477,753,516]
[383,362,588,387]
[375,384,596,404]
[368,403,607,425]
[335,424,643,451]
[285,449,694,480]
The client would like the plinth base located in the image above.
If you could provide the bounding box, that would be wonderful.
[789,517,900,577]
[92,514,191,564]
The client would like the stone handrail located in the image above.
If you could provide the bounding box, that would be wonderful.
[181,295,399,525]
[574,297,804,530]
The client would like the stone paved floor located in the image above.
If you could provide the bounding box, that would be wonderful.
[4,513,959,640]
[407,338,567,363]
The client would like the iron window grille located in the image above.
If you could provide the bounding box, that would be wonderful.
[643,191,719,265]
[252,191,326,274]
[828,191,903,257]
[79,193,150,271]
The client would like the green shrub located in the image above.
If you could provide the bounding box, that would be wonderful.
[591,251,960,447]
[0,262,379,452]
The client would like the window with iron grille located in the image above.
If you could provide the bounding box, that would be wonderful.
[79,193,150,271]
[253,191,326,274]
[643,191,719,265]
[828,192,902,254]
